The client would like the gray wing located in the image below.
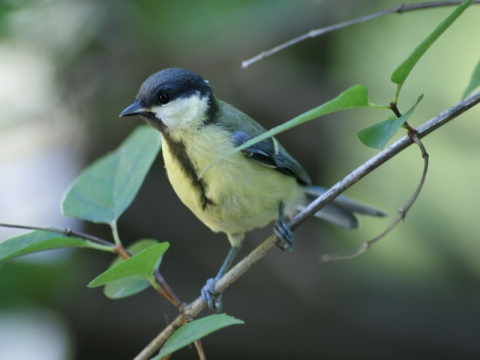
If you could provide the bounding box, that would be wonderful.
[232,130,311,185]
[217,99,311,185]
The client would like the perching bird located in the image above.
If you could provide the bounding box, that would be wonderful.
[120,68,385,311]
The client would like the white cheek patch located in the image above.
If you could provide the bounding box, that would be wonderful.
[151,93,209,130]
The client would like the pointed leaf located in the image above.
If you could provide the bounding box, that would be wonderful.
[88,242,169,288]
[62,126,161,224]
[0,230,112,261]
[155,314,244,359]
[125,239,160,254]
[200,85,381,178]
[103,277,151,299]
[358,95,423,149]
[357,116,403,149]
[462,58,480,98]
[391,0,473,87]
[103,239,159,299]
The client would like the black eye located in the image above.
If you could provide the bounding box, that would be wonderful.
[159,92,170,104]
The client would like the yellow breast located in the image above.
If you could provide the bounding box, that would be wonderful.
[161,125,301,236]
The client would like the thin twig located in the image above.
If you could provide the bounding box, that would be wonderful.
[134,90,480,360]
[242,0,480,68]
[154,270,182,307]
[0,222,113,246]
[194,339,206,360]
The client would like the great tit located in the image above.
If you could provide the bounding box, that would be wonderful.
[120,68,385,311]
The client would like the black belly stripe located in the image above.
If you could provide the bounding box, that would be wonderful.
[162,133,215,210]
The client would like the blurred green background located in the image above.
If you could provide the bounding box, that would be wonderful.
[1,0,479,359]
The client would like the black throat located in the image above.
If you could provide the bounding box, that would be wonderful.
[141,96,218,210]
[161,132,214,210]
[150,96,217,211]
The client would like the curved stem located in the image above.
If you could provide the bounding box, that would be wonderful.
[110,220,122,246]
[322,120,430,261]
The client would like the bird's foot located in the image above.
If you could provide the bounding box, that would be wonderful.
[201,278,223,313]
[274,202,295,252]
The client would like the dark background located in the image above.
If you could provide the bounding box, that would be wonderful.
[0,1,479,359]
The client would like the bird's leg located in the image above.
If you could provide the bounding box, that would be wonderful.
[201,245,242,312]
[274,201,295,252]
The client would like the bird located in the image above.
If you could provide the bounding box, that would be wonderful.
[120,67,386,312]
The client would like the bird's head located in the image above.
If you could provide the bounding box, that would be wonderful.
[120,68,216,132]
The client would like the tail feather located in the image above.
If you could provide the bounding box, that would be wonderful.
[303,185,387,229]
[313,203,359,229]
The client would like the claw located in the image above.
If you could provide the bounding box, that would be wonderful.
[201,278,223,312]
[200,244,242,312]
[274,202,295,252]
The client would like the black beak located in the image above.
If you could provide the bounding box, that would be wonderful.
[119,101,149,117]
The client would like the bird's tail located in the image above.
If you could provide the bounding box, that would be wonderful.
[302,185,387,230]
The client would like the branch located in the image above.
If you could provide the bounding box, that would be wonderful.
[0,222,112,246]
[0,222,182,307]
[135,90,480,360]
[242,0,480,68]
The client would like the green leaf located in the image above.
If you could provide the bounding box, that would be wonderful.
[462,58,480,98]
[0,230,112,261]
[103,277,151,299]
[155,314,244,359]
[391,0,473,87]
[358,116,399,149]
[199,85,382,178]
[103,239,159,299]
[358,95,423,149]
[62,126,161,225]
[88,242,169,288]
